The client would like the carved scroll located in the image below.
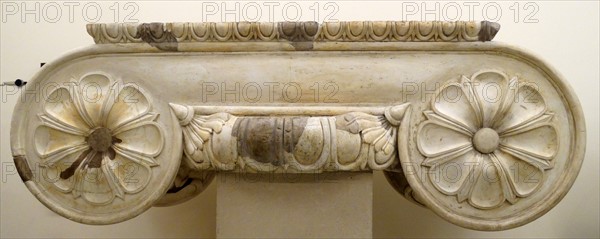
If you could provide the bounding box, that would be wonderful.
[170,103,410,172]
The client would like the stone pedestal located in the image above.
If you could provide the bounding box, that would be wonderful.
[216,172,373,238]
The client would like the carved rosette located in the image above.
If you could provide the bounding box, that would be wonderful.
[170,104,410,172]
[416,70,558,209]
[34,73,165,205]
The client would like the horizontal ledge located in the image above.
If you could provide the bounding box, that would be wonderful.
[87,21,500,46]
[74,41,506,53]
[190,105,390,116]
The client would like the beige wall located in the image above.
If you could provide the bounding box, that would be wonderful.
[1,1,598,238]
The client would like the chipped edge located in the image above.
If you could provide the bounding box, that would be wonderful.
[136,23,179,51]
[478,20,501,41]
[13,155,33,182]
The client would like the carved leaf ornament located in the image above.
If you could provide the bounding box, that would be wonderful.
[170,104,409,172]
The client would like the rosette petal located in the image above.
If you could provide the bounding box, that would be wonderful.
[71,73,112,129]
[112,115,164,160]
[79,166,116,205]
[105,153,152,193]
[499,118,557,170]
[417,111,472,158]
[432,80,480,133]
[42,87,90,134]
[470,70,511,128]
[495,83,547,134]
[34,126,88,167]
[468,154,505,209]
[76,74,116,127]
[106,84,151,130]
[494,150,544,197]
[101,157,125,199]
[42,149,91,192]
[428,149,478,195]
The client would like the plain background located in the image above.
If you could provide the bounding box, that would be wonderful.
[1,1,598,238]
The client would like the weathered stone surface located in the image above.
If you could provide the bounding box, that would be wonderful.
[10,21,585,231]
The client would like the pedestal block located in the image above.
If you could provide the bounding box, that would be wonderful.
[216,172,372,238]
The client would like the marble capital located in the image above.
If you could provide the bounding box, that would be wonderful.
[10,21,585,231]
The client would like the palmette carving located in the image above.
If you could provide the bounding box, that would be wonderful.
[34,73,165,205]
[170,103,410,172]
[170,103,233,169]
[416,70,559,209]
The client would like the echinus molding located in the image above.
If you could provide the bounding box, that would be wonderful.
[11,21,585,230]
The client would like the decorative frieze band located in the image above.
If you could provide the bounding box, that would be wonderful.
[170,103,411,172]
[86,21,500,45]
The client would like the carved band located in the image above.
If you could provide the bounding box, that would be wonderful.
[170,103,410,172]
[87,21,500,45]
